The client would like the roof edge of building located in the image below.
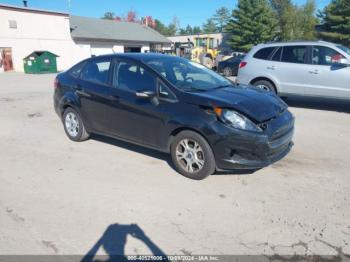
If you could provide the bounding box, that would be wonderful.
[72,36,171,45]
[0,3,69,16]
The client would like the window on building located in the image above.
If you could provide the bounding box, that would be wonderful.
[281,46,307,64]
[81,59,111,85]
[312,46,345,65]
[115,61,156,92]
[8,20,17,29]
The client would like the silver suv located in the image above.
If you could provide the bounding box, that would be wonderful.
[236,41,350,99]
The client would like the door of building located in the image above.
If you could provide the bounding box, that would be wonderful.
[1,48,13,71]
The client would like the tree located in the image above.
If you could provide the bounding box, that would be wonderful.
[154,18,180,36]
[318,0,350,46]
[166,17,180,36]
[298,0,318,40]
[102,12,115,20]
[154,19,169,35]
[202,18,218,33]
[179,25,194,35]
[192,26,202,34]
[212,7,231,32]
[125,10,138,22]
[225,0,278,51]
[270,0,296,40]
[142,16,156,28]
[270,0,317,41]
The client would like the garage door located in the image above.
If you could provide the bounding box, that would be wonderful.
[90,45,114,56]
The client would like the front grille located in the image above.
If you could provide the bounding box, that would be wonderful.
[271,124,294,142]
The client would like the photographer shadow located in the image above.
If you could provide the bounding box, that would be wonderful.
[81,223,167,262]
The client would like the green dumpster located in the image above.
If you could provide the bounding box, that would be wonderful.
[23,51,59,74]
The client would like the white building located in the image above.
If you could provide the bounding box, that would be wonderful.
[0,4,171,72]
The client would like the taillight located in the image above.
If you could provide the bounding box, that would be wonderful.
[239,61,247,69]
[54,78,59,89]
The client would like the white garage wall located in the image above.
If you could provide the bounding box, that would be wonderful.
[0,8,90,72]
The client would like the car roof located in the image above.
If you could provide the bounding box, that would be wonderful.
[92,53,179,62]
[256,40,339,48]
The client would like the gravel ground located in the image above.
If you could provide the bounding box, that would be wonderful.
[0,72,349,258]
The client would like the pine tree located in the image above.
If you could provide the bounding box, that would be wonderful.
[212,7,231,32]
[102,12,115,20]
[202,18,218,33]
[298,0,318,40]
[225,0,278,51]
[318,0,350,46]
[270,0,317,41]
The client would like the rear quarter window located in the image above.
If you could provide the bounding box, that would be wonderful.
[68,61,86,78]
[253,47,276,60]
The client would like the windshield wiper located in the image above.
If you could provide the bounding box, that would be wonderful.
[212,84,233,90]
[182,87,208,92]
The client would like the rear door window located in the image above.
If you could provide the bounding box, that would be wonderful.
[271,47,282,61]
[81,59,111,85]
[281,46,307,64]
[253,47,276,60]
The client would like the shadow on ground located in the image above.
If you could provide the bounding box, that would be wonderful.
[81,223,168,262]
[285,96,350,113]
[92,134,255,177]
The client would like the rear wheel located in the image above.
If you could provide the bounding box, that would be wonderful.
[170,131,216,180]
[253,80,276,94]
[63,107,89,142]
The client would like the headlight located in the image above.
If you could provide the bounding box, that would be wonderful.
[215,108,262,132]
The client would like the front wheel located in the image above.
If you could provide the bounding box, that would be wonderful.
[170,131,216,180]
[252,80,277,94]
[63,107,90,142]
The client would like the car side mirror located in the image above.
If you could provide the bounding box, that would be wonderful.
[135,90,156,98]
[333,58,350,66]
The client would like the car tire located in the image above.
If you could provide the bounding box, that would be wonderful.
[253,80,277,94]
[63,107,89,142]
[223,67,232,77]
[170,131,216,180]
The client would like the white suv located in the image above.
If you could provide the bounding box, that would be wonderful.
[236,41,350,99]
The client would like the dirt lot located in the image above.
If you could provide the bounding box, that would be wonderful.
[0,72,349,257]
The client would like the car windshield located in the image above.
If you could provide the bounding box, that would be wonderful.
[337,45,350,56]
[144,56,232,92]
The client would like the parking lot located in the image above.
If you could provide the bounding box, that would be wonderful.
[0,72,349,257]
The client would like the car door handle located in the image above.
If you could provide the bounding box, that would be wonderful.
[75,85,91,97]
[267,66,276,70]
[309,70,319,74]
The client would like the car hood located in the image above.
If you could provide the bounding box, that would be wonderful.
[182,86,288,123]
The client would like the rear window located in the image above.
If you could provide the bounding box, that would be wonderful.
[281,46,307,64]
[253,47,275,60]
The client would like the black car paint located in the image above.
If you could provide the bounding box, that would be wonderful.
[217,56,242,76]
[54,53,294,170]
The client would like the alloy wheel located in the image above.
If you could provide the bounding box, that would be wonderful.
[256,84,271,91]
[65,112,80,137]
[175,138,205,173]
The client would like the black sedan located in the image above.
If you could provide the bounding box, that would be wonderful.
[217,55,244,77]
[54,53,294,180]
